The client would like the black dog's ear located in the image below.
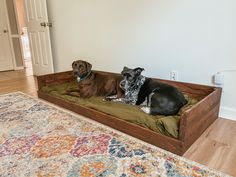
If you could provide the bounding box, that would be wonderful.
[134,67,144,76]
[123,66,129,71]
[86,61,92,71]
[72,61,75,68]
[121,66,129,74]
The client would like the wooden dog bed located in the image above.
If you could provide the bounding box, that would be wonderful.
[37,70,221,155]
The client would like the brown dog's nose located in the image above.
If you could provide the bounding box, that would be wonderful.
[79,68,84,73]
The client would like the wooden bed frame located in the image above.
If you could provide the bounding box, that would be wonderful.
[37,70,221,155]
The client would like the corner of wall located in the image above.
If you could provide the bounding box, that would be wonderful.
[219,106,236,121]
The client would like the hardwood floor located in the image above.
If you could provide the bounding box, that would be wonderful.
[0,69,37,97]
[184,118,236,176]
[0,69,235,176]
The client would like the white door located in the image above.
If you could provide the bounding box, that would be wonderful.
[24,0,54,75]
[0,0,14,71]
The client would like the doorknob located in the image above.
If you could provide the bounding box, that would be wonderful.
[3,29,9,33]
[40,22,52,27]
[40,22,47,27]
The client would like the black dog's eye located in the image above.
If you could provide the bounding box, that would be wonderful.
[123,73,132,79]
[123,73,128,77]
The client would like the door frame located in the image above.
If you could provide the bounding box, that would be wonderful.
[3,0,29,71]
[12,0,28,70]
[1,0,16,71]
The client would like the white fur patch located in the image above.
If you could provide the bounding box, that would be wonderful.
[112,98,124,102]
[106,95,118,99]
[148,92,155,106]
[141,107,151,114]
[102,96,123,102]
[76,77,81,83]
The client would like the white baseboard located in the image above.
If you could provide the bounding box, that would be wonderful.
[219,106,236,121]
[14,66,24,70]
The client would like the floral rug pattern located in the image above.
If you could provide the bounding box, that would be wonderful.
[0,92,229,177]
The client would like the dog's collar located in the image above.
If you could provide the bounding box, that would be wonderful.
[76,71,92,83]
[123,75,146,105]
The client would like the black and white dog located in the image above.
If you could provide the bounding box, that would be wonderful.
[107,67,187,116]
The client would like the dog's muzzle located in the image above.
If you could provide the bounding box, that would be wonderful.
[120,79,129,91]
[73,71,77,75]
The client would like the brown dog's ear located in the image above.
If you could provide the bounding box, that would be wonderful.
[134,67,144,76]
[86,61,92,71]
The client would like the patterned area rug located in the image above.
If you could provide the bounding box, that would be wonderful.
[0,92,230,177]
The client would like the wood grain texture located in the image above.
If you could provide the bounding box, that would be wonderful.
[179,88,222,154]
[0,69,37,97]
[184,118,236,176]
[0,69,235,176]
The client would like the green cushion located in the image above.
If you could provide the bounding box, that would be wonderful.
[40,81,198,139]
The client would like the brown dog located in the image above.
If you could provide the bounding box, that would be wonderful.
[66,60,123,98]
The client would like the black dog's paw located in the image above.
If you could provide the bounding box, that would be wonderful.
[141,107,151,114]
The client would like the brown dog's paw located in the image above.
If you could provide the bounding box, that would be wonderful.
[66,88,78,92]
[61,91,68,95]
[64,89,81,97]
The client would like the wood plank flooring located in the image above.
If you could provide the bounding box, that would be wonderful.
[0,69,37,97]
[0,69,235,176]
[184,118,236,176]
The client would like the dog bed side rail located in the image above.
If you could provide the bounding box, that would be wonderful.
[178,87,222,153]
[37,71,74,90]
[156,79,215,100]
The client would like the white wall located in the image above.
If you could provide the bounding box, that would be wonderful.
[47,0,236,120]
